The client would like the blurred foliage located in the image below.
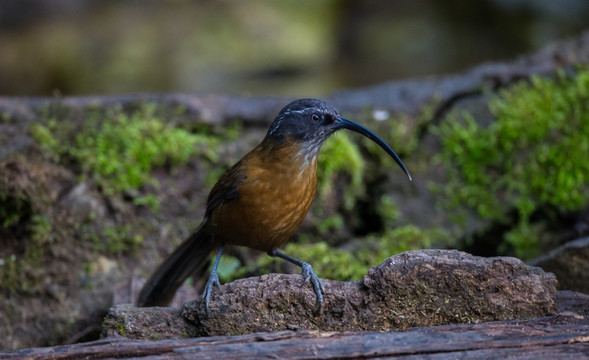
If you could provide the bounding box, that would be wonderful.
[0,1,338,96]
[31,103,221,202]
[2,2,589,97]
[434,68,589,259]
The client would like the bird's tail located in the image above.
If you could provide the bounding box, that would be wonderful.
[137,220,214,307]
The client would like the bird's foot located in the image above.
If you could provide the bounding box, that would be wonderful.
[200,270,221,315]
[300,262,325,312]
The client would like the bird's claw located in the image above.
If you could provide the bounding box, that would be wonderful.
[301,262,325,312]
[200,271,221,315]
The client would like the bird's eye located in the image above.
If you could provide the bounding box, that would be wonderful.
[311,113,321,122]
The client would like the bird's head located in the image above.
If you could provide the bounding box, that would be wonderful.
[266,98,412,181]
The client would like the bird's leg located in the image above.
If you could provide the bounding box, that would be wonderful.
[201,244,224,315]
[269,249,325,312]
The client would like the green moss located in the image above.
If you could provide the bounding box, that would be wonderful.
[104,225,143,253]
[30,102,222,198]
[113,320,128,337]
[376,194,402,228]
[132,194,160,211]
[316,214,345,234]
[5,103,233,296]
[23,102,234,277]
[216,256,242,283]
[317,132,365,209]
[435,68,589,259]
[30,122,59,153]
[79,222,144,255]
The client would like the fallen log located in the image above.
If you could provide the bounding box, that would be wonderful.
[2,313,587,359]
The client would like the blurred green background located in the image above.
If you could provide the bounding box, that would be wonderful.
[1,0,589,97]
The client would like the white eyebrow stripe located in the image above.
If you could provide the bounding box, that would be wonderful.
[268,119,282,135]
[268,109,309,135]
[284,109,307,115]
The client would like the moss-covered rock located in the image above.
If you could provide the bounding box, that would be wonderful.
[435,68,589,259]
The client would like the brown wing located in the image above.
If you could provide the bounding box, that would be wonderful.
[205,161,247,216]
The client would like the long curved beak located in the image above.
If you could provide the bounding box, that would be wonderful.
[335,117,412,181]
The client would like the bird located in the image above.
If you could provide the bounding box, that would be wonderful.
[137,98,412,313]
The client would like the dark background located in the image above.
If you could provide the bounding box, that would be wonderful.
[1,0,589,97]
